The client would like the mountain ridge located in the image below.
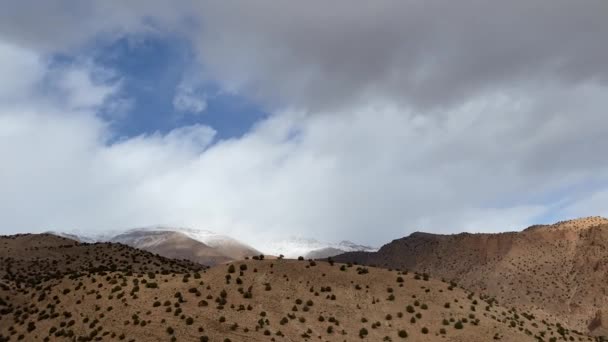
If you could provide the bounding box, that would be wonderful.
[1,232,591,341]
[47,227,377,261]
[333,216,608,336]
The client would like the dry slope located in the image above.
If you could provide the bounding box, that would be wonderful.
[333,217,608,336]
[0,233,598,341]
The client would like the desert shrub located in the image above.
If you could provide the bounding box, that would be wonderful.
[398,329,408,338]
[357,267,369,274]
[359,328,368,338]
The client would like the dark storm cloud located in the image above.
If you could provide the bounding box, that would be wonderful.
[192,0,608,110]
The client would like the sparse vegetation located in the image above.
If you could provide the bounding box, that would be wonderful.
[0,223,600,342]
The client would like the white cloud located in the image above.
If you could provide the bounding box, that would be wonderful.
[173,86,207,114]
[55,66,119,110]
[1,2,608,249]
[0,41,45,102]
[556,190,608,221]
[2,58,608,247]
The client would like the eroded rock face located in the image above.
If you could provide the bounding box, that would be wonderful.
[334,217,608,335]
[589,310,608,337]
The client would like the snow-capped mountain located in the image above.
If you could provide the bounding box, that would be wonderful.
[47,226,260,266]
[47,227,375,261]
[43,230,115,243]
[112,226,251,249]
[110,226,260,261]
[261,237,376,259]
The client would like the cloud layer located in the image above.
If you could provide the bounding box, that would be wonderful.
[1,1,608,248]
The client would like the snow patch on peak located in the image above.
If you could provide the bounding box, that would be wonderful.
[45,230,117,243]
[261,237,376,259]
[117,226,258,251]
[46,226,373,260]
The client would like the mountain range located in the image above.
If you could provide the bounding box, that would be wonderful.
[1,232,592,341]
[11,216,607,339]
[47,226,376,265]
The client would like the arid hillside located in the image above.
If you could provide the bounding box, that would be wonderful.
[333,217,608,336]
[0,233,595,341]
[0,234,204,287]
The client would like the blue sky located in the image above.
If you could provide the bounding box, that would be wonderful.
[70,34,268,141]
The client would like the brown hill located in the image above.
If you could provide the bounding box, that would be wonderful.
[333,216,608,336]
[0,233,594,341]
[110,231,233,266]
[109,229,261,266]
[0,233,205,287]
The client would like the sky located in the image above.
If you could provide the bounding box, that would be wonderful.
[1,1,608,248]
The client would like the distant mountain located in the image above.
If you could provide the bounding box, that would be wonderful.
[47,226,375,264]
[44,231,97,243]
[48,226,260,266]
[333,216,608,336]
[113,226,261,261]
[263,237,376,259]
[44,230,119,243]
[109,230,234,265]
